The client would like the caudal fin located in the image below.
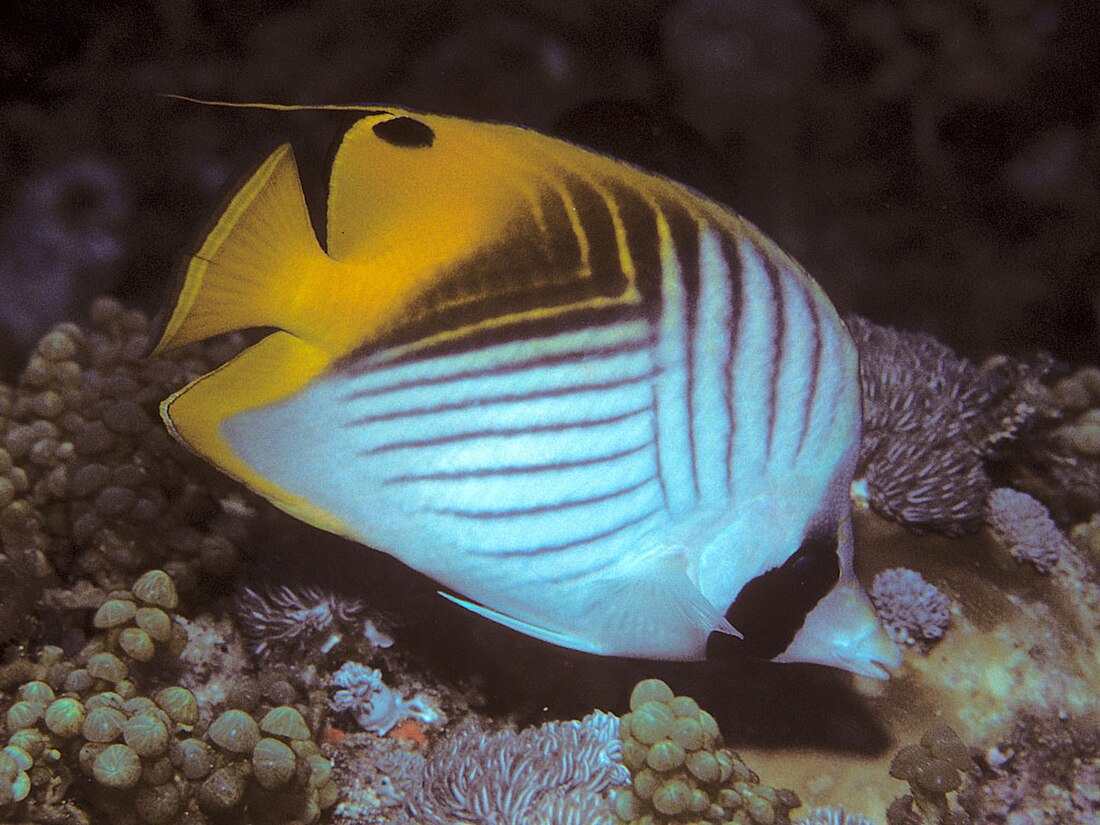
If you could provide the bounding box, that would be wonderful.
[152,144,330,354]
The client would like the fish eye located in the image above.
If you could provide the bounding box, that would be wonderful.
[372,116,435,148]
[706,530,840,660]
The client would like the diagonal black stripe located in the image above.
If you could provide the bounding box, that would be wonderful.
[604,181,662,322]
[664,202,703,500]
[347,303,649,369]
[383,440,652,484]
[663,199,701,334]
[797,284,822,457]
[488,506,663,557]
[336,178,627,371]
[563,173,630,296]
[721,232,743,492]
[649,383,670,506]
[762,253,786,459]
[360,406,650,455]
[346,368,658,426]
[341,335,652,403]
[427,475,657,520]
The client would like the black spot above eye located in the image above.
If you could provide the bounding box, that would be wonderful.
[372,117,435,148]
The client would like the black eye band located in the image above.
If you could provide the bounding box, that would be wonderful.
[707,530,840,660]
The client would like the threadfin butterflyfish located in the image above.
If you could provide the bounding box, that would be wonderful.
[153,102,901,678]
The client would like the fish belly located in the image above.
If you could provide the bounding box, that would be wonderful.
[222,321,675,627]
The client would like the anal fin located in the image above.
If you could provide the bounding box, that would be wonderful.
[161,331,346,535]
[590,557,742,659]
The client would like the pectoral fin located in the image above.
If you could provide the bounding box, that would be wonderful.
[439,555,741,660]
[438,592,604,653]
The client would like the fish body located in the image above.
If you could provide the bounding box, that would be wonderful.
[153,105,901,677]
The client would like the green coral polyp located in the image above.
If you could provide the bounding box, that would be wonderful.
[122,712,169,758]
[86,651,128,683]
[631,701,676,745]
[646,739,687,771]
[154,686,198,727]
[131,569,178,610]
[92,743,142,789]
[630,679,676,710]
[652,778,691,815]
[18,681,55,706]
[617,679,801,825]
[135,607,171,642]
[94,598,137,628]
[252,737,296,789]
[208,709,261,754]
[119,627,156,661]
[6,701,43,734]
[82,705,126,743]
[44,698,85,738]
[259,705,311,741]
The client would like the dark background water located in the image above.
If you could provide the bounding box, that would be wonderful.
[3,0,1099,378]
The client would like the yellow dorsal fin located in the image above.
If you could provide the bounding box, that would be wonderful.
[152,143,341,355]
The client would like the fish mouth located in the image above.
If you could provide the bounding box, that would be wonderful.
[866,657,897,680]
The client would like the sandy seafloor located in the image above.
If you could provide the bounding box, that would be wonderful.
[2,2,1100,824]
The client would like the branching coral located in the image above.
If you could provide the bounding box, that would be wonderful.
[407,710,627,824]
[848,315,1047,535]
[797,807,877,825]
[870,568,953,649]
[237,584,393,663]
[329,663,443,736]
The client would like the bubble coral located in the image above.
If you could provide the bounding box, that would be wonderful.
[0,298,258,629]
[887,724,980,825]
[0,567,339,824]
[848,315,1047,535]
[870,568,953,649]
[616,678,802,824]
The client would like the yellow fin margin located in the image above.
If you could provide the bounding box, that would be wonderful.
[161,331,348,536]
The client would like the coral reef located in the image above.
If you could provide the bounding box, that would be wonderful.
[237,584,393,664]
[1009,365,1100,521]
[0,297,255,635]
[407,709,627,824]
[847,315,1048,535]
[985,487,1074,573]
[616,678,802,825]
[329,662,444,736]
[977,714,1100,824]
[0,569,338,824]
[329,732,425,824]
[796,807,877,825]
[869,568,953,649]
[886,723,980,825]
